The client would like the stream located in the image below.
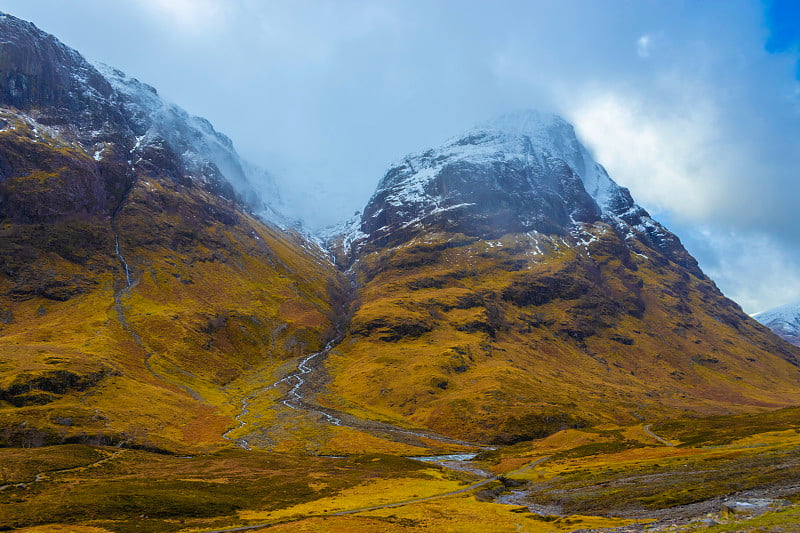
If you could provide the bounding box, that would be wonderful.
[222,339,342,449]
[276,341,343,426]
[408,453,493,477]
[114,235,132,287]
[224,339,493,451]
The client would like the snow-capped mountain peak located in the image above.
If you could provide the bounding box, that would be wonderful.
[95,63,279,217]
[343,109,702,277]
[754,302,800,346]
[475,110,632,218]
[0,12,287,227]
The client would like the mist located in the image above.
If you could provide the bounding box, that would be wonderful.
[0,0,798,313]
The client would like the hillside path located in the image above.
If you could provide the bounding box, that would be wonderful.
[0,449,127,491]
[644,424,676,447]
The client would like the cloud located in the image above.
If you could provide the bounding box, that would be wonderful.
[131,0,230,35]
[636,34,652,58]
[680,227,800,314]
[567,88,724,221]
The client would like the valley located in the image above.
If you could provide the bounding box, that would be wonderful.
[1,11,800,533]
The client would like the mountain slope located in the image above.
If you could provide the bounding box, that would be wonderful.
[323,111,800,443]
[0,13,345,452]
[754,302,800,346]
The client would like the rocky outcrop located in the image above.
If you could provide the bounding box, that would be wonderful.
[0,11,274,223]
[0,368,114,406]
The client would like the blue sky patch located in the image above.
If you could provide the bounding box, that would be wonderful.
[765,0,800,77]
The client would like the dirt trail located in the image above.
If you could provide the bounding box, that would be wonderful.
[0,449,127,491]
[644,424,676,447]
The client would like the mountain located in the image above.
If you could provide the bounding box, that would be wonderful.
[0,12,285,220]
[0,13,345,451]
[343,111,698,274]
[325,111,800,444]
[4,13,800,532]
[754,302,800,346]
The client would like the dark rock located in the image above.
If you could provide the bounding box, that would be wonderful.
[0,368,112,406]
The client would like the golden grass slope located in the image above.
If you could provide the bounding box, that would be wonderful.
[0,116,346,452]
[324,224,800,443]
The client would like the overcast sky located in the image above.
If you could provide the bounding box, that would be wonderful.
[1,0,799,314]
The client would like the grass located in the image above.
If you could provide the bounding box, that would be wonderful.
[325,226,800,443]
[0,445,108,484]
[687,505,800,532]
[0,158,348,453]
[3,414,800,531]
[652,407,800,447]
[492,427,800,516]
[0,447,435,531]
[260,495,643,532]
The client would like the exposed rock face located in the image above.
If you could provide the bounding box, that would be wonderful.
[0,14,115,117]
[349,111,702,277]
[362,129,601,245]
[754,302,800,347]
[0,368,114,407]
[0,12,274,223]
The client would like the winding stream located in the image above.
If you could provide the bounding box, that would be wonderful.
[275,341,343,426]
[222,335,492,451]
[114,235,132,287]
[222,339,341,449]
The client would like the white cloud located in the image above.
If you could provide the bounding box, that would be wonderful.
[131,0,230,34]
[637,34,652,58]
[684,227,800,314]
[566,88,727,222]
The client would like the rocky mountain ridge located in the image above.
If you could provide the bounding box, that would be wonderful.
[0,12,281,224]
[0,13,345,452]
[321,110,800,442]
[340,110,700,277]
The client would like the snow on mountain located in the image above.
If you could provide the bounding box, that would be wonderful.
[479,111,620,215]
[0,12,287,227]
[94,63,284,221]
[754,302,800,346]
[474,111,671,240]
[343,110,701,276]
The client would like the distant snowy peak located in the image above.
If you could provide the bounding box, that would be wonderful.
[350,110,702,276]
[754,302,800,347]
